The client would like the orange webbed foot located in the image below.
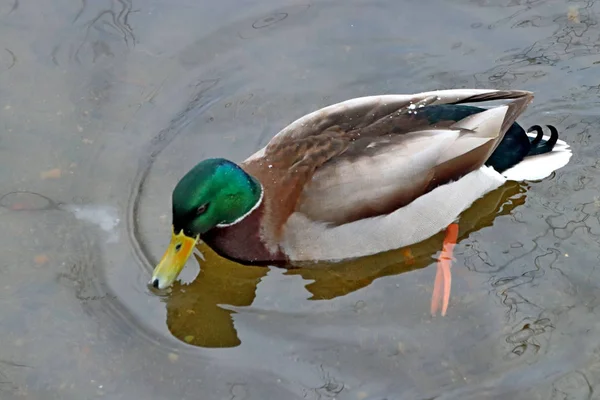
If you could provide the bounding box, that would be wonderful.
[431,223,459,317]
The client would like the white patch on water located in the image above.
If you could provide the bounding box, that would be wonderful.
[62,204,121,243]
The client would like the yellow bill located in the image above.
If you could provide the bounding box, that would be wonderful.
[150,228,198,290]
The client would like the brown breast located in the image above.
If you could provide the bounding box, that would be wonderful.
[200,200,289,266]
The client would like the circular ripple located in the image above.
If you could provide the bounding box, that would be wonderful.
[252,12,288,29]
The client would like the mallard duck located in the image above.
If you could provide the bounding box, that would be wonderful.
[151,89,572,316]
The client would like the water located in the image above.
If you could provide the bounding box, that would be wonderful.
[1,0,599,398]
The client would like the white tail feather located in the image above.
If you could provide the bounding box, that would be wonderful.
[502,133,572,181]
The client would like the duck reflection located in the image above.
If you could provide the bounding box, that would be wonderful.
[165,181,527,348]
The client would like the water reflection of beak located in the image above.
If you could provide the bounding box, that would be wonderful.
[150,227,198,290]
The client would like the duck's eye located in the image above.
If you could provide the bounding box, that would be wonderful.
[196,203,209,215]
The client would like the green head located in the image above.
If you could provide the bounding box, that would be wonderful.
[172,158,263,236]
[150,158,262,290]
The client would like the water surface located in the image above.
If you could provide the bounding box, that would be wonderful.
[1,0,599,399]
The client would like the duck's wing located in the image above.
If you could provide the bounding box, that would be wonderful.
[246,89,532,160]
[292,90,532,225]
[242,89,532,241]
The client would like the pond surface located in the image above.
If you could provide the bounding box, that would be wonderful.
[1,0,600,398]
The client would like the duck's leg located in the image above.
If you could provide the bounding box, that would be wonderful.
[431,223,459,317]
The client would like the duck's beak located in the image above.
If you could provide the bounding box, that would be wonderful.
[150,227,198,290]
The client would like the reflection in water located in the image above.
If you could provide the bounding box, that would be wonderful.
[166,252,267,348]
[165,181,526,348]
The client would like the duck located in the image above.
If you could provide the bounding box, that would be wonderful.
[150,89,572,316]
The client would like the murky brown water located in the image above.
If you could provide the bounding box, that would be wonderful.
[1,0,599,398]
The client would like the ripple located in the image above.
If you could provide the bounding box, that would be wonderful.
[0,191,59,211]
[252,12,288,29]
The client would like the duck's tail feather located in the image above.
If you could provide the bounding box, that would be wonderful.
[527,125,559,155]
[501,125,572,181]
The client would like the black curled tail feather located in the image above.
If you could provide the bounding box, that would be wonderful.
[528,125,544,146]
[526,125,559,156]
